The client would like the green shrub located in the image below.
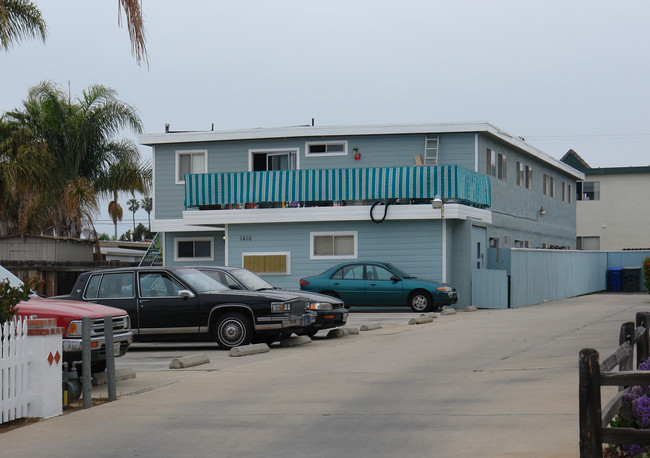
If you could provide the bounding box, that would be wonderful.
[0,279,32,324]
[644,258,650,294]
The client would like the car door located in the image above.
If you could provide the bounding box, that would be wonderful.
[364,264,404,306]
[136,271,202,335]
[329,264,366,305]
[83,271,138,321]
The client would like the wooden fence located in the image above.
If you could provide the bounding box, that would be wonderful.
[1,317,29,423]
[579,312,650,457]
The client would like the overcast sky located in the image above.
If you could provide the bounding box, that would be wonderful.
[2,0,649,235]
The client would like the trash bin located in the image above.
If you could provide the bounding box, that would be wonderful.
[607,267,623,292]
[622,267,641,292]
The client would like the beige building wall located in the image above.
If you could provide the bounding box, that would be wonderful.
[577,172,650,250]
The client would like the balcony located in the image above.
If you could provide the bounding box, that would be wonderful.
[184,165,491,210]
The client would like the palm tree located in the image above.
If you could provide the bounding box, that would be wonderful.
[2,81,151,238]
[141,196,152,230]
[0,0,47,51]
[127,197,139,234]
[0,0,147,65]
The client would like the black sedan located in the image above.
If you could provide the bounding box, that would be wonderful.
[56,266,316,349]
[197,266,348,337]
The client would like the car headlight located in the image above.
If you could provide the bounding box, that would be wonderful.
[271,302,292,312]
[436,286,452,292]
[308,302,333,311]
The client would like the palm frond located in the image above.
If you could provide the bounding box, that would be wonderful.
[0,0,47,50]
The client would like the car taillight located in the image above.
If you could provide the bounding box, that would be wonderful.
[299,280,309,286]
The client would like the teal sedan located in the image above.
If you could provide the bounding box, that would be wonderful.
[299,262,458,312]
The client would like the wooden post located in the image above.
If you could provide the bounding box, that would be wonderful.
[620,322,635,372]
[580,348,603,458]
[636,312,650,367]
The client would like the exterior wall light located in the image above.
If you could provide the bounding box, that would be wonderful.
[538,206,546,218]
[353,147,361,160]
[432,195,443,209]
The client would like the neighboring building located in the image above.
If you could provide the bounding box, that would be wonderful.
[562,150,650,251]
[140,122,583,308]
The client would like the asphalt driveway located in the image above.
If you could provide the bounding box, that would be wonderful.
[2,293,650,457]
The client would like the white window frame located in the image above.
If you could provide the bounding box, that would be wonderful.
[305,140,348,157]
[174,236,214,262]
[310,231,358,260]
[248,148,300,171]
[175,150,207,185]
[242,252,291,275]
[497,153,506,181]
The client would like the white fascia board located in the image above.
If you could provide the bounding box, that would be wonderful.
[140,121,583,180]
[152,219,224,232]
[181,204,492,226]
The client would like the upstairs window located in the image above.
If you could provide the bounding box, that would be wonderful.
[562,182,573,203]
[305,141,348,157]
[577,181,600,201]
[487,149,506,180]
[543,174,556,197]
[176,150,207,184]
[516,162,533,189]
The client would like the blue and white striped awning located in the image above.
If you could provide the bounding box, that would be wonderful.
[185,165,491,208]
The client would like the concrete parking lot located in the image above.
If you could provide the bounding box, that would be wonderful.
[2,293,650,457]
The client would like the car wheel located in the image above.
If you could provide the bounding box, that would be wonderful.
[215,313,253,349]
[409,291,433,313]
[91,360,107,373]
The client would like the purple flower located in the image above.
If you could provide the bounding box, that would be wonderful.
[633,396,650,428]
[623,443,647,457]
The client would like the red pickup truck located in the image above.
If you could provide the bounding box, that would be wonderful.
[1,265,133,372]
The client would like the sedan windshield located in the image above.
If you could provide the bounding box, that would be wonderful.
[230,269,275,291]
[174,268,229,293]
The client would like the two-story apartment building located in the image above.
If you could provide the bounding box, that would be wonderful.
[140,122,583,308]
[561,149,650,251]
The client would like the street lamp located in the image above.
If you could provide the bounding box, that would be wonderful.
[432,195,446,283]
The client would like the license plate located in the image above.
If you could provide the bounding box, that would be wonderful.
[113,342,121,355]
[304,316,310,326]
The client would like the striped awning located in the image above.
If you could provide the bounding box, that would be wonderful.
[185,165,491,208]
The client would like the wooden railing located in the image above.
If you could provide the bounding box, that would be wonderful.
[579,312,650,457]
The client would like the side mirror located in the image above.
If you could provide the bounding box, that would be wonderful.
[390,275,401,282]
[178,289,195,299]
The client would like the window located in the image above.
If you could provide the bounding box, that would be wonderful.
[366,265,395,281]
[84,272,135,299]
[310,231,357,259]
[175,150,207,184]
[577,181,600,201]
[250,148,298,171]
[487,149,506,180]
[331,264,364,280]
[242,252,290,275]
[562,182,573,203]
[174,237,213,261]
[576,236,600,250]
[514,240,524,248]
[139,272,185,297]
[516,162,532,188]
[543,174,556,197]
[305,141,348,157]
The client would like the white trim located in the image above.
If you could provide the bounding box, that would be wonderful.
[248,147,300,171]
[242,251,291,275]
[175,149,207,185]
[224,224,229,266]
[310,231,358,260]
[182,203,492,226]
[152,219,224,232]
[304,140,348,157]
[173,236,214,262]
[474,134,479,172]
[140,121,584,179]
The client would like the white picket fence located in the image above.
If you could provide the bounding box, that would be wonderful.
[0,317,29,423]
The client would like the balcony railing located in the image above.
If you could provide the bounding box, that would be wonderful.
[184,165,491,209]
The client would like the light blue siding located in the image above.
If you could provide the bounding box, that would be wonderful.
[225,220,443,289]
[472,269,509,308]
[510,250,607,308]
[438,133,475,169]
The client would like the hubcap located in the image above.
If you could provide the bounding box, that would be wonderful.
[412,295,427,311]
[220,319,245,345]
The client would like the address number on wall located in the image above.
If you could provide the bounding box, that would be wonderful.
[240,235,253,241]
